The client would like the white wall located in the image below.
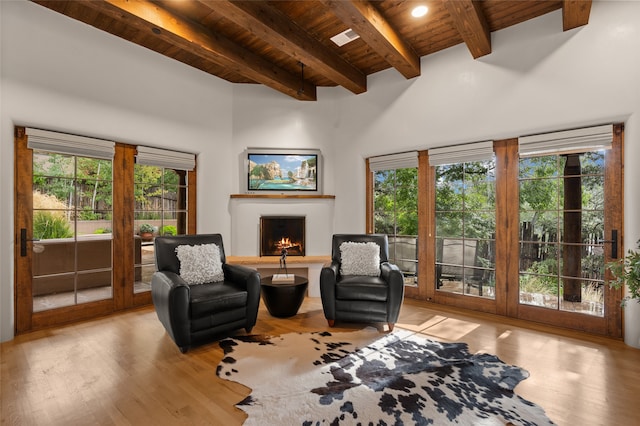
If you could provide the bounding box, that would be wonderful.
[0,1,233,341]
[2,0,639,342]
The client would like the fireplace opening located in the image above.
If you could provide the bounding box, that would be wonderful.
[260,216,305,256]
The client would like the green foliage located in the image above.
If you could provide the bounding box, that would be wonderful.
[435,161,495,240]
[139,223,155,233]
[373,168,418,236]
[163,169,180,185]
[528,258,559,276]
[33,211,73,240]
[79,206,100,220]
[160,225,177,236]
[134,165,163,205]
[136,212,161,221]
[607,240,640,306]
[33,153,74,204]
[520,274,558,296]
[33,154,114,213]
[94,228,111,234]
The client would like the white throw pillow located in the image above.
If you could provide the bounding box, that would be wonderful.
[339,241,381,276]
[175,243,225,285]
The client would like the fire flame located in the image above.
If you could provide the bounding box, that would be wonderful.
[278,237,292,248]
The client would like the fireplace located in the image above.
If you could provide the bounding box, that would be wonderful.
[260,216,305,256]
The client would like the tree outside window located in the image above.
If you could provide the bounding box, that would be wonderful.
[373,167,418,285]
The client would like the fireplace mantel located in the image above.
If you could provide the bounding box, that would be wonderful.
[230,194,335,199]
[227,255,330,266]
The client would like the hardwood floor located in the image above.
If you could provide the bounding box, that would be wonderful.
[2,297,639,425]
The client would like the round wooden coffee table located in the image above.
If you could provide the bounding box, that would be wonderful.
[260,275,308,318]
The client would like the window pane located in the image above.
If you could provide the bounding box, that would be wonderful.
[32,151,113,312]
[580,151,605,174]
[520,211,559,242]
[33,152,74,178]
[581,176,604,210]
[519,273,559,307]
[133,164,190,294]
[436,181,463,211]
[463,212,495,239]
[559,280,604,316]
[519,178,561,210]
[373,167,418,286]
[33,209,75,240]
[436,212,463,238]
[464,181,495,208]
[33,177,75,209]
[464,267,493,298]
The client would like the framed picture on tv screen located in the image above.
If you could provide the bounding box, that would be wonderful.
[244,148,322,195]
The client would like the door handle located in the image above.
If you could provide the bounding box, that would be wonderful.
[599,229,618,259]
[20,228,40,257]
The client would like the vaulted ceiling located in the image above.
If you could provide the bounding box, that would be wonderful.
[32,0,592,101]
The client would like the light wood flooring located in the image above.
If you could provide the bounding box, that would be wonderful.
[2,297,639,425]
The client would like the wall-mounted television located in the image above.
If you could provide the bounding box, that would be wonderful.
[244,148,322,195]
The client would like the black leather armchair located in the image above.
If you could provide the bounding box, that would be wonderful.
[320,234,404,331]
[151,234,260,353]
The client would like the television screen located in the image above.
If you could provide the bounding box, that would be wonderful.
[247,151,319,192]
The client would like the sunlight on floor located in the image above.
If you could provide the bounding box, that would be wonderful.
[396,314,449,332]
[419,317,482,341]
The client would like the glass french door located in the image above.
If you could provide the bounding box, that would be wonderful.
[519,151,611,314]
[14,129,116,333]
[515,126,624,336]
[30,151,114,312]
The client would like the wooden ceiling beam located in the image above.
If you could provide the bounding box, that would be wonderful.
[199,0,367,95]
[442,0,491,59]
[321,0,420,79]
[562,0,592,31]
[84,0,317,101]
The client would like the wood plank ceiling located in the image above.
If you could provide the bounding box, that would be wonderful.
[32,0,592,101]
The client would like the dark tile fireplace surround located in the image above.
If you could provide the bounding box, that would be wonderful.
[260,216,305,256]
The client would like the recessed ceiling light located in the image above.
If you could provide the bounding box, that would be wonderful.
[411,5,428,18]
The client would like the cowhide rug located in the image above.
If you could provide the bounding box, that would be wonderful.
[217,328,554,425]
